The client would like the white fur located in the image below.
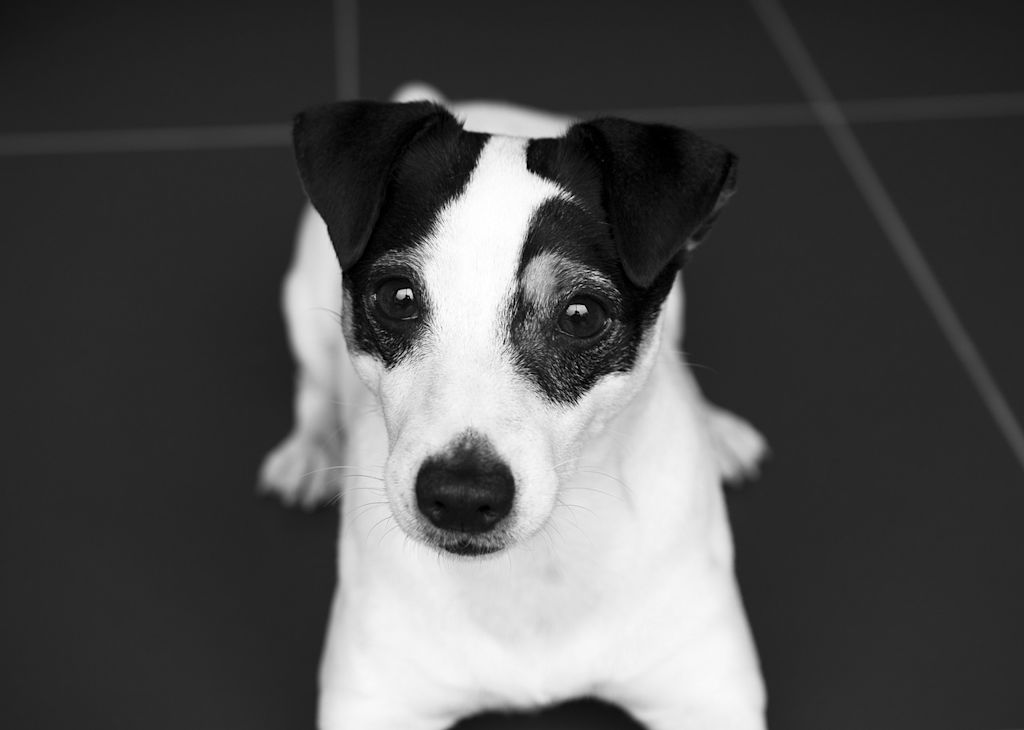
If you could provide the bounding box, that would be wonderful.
[260,87,769,729]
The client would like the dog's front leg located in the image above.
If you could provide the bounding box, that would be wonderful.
[628,704,766,730]
[318,694,456,730]
[616,658,766,730]
[606,571,767,730]
[260,207,349,509]
[317,639,465,730]
[614,656,766,730]
[315,583,478,730]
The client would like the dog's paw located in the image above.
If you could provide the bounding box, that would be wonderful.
[258,431,344,510]
[706,406,769,487]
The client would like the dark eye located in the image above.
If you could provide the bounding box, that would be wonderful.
[557,296,608,339]
[374,278,420,323]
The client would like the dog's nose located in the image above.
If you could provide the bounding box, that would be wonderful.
[415,438,514,534]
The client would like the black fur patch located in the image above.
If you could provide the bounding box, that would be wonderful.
[343,127,488,365]
[519,118,736,404]
[527,119,737,287]
[294,101,454,270]
[509,196,674,405]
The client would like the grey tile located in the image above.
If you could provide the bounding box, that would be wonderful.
[0,150,335,730]
[359,0,803,111]
[0,0,335,133]
[781,0,1024,99]
[684,124,1024,729]
[855,117,1024,420]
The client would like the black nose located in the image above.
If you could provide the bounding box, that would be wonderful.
[415,436,515,534]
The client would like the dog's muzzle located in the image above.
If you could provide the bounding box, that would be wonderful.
[414,433,514,554]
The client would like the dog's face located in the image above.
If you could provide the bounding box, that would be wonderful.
[293,102,736,556]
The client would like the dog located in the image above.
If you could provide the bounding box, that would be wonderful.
[260,83,768,730]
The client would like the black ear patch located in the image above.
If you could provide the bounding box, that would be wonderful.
[292,100,463,270]
[527,118,737,288]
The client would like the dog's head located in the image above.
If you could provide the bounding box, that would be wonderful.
[293,101,736,557]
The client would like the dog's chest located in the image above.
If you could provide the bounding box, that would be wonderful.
[433,553,629,697]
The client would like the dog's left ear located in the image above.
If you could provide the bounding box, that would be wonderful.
[535,118,737,288]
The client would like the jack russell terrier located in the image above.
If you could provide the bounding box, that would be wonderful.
[260,83,768,729]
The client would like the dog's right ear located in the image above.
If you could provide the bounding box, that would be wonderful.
[293,101,457,270]
[529,118,737,288]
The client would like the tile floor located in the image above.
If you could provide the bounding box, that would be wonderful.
[2,1,1022,729]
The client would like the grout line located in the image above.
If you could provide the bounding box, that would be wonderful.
[748,0,1024,474]
[0,124,290,157]
[606,91,1024,130]
[333,0,359,100]
[842,91,1024,124]
[578,102,816,129]
[3,91,1024,157]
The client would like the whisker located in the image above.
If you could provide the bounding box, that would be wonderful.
[669,348,715,373]
[338,485,386,494]
[312,306,343,326]
[345,500,389,522]
[545,515,570,544]
[323,397,358,407]
[550,505,592,550]
[328,400,385,418]
[550,455,582,472]
[533,523,553,554]
[367,513,394,541]
[536,526,565,579]
[299,464,384,479]
[557,498,597,521]
[561,484,625,503]
[378,521,402,548]
[297,466,383,508]
[577,467,634,498]
[326,483,385,507]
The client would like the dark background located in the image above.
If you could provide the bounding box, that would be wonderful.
[2,1,1023,728]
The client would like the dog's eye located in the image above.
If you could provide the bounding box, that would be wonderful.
[374,278,420,323]
[557,296,608,339]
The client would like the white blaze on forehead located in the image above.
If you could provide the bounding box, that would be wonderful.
[420,136,567,362]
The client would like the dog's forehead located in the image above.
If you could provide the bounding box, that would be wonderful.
[420,135,569,318]
[426,135,566,271]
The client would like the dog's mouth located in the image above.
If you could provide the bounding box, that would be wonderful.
[427,531,507,557]
[442,538,502,556]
